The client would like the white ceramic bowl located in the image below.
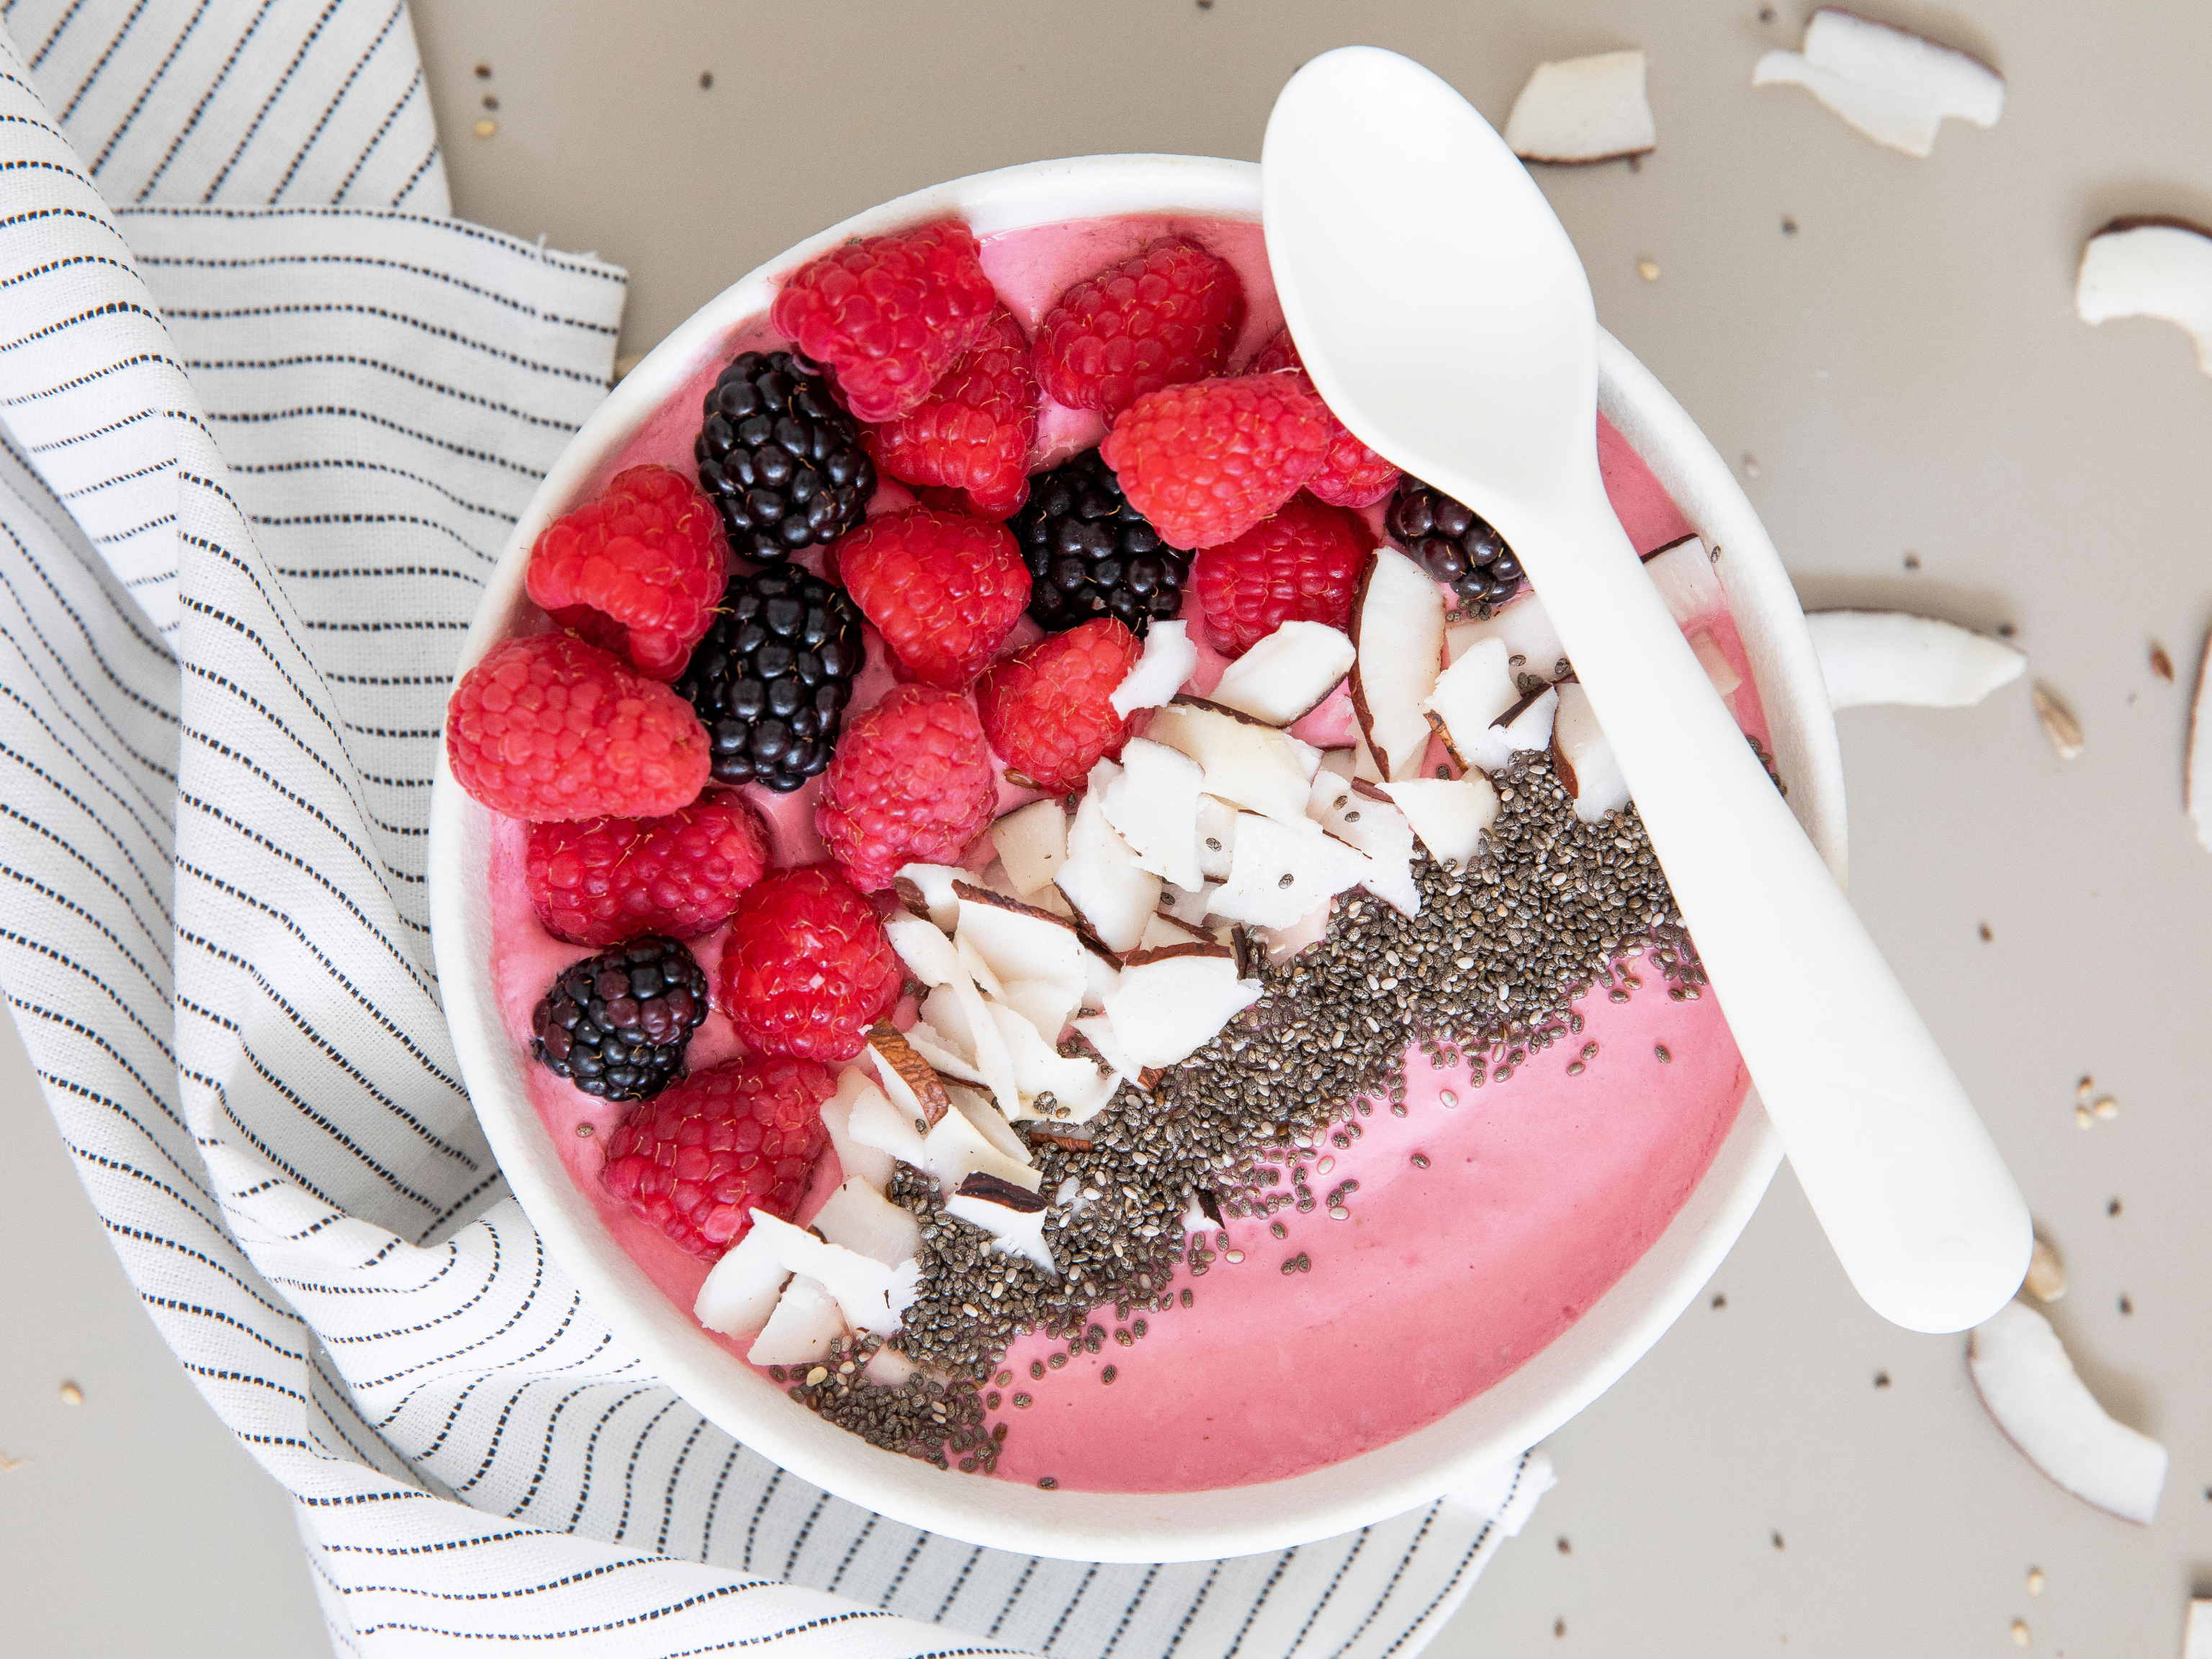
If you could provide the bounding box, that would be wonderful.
[428,154,1845,1565]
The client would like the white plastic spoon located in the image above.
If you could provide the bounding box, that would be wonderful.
[1262,45,2028,1334]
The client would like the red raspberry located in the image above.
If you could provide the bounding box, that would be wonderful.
[524,465,727,680]
[867,307,1038,518]
[599,1056,834,1259]
[835,508,1031,691]
[1098,373,1330,549]
[446,634,710,822]
[1033,238,1246,422]
[526,790,769,946]
[768,220,999,423]
[719,866,903,1062]
[1192,494,1370,657]
[974,617,1141,793]
[1247,332,1401,510]
[817,686,996,893]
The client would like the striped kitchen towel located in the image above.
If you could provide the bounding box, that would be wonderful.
[0,1,1550,1653]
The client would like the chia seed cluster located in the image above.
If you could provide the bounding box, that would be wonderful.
[788,750,1714,1472]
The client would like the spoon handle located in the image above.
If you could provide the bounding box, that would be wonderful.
[1525,467,2029,1334]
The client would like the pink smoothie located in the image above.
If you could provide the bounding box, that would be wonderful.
[487,211,1761,1494]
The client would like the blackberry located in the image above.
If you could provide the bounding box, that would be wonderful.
[1386,477,1524,612]
[673,566,864,792]
[533,936,709,1101]
[695,350,873,562]
[1010,448,1190,637]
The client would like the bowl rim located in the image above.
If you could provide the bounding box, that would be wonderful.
[428,152,1845,1565]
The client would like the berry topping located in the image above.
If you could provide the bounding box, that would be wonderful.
[1192,493,1370,657]
[835,507,1031,691]
[533,935,711,1101]
[1097,373,1331,549]
[696,350,876,565]
[526,791,769,947]
[674,567,866,793]
[523,465,727,680]
[1010,447,1190,638]
[866,307,1038,518]
[1385,478,1524,613]
[1032,237,1246,421]
[1247,331,1402,510]
[974,616,1142,793]
[768,220,999,422]
[817,685,997,893]
[719,866,903,1061]
[599,1056,835,1258]
[446,634,711,822]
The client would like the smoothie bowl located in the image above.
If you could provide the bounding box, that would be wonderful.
[426,154,1844,1563]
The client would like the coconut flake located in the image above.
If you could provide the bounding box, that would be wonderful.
[1054,760,1162,952]
[1208,811,1370,929]
[1753,8,2002,158]
[893,863,963,930]
[847,1078,930,1167]
[1503,49,1656,166]
[1110,618,1199,716]
[1099,737,1207,889]
[1100,945,1264,1068]
[944,1171,1058,1274]
[2077,218,2212,377]
[745,1274,845,1365]
[1379,775,1501,867]
[1968,1300,2166,1525]
[1550,683,1630,824]
[990,798,1070,896]
[2033,681,2085,760]
[1306,771,1419,916]
[1144,698,1316,824]
[819,1065,896,1193]
[812,1177,923,1267]
[866,1022,953,1127]
[745,1211,921,1336]
[1421,636,1521,774]
[694,1224,793,1337]
[1806,610,2027,709]
[1349,547,1447,781]
[1210,620,1357,725]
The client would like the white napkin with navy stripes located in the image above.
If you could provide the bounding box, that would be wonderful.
[0,2,1549,1653]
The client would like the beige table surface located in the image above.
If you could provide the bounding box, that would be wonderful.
[9,1,2212,1654]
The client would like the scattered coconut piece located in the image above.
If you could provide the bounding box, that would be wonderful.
[745,1210,922,1336]
[1195,793,1238,881]
[1145,698,1316,824]
[994,976,1079,1046]
[1689,628,1743,698]
[920,1087,1040,1194]
[1110,618,1199,716]
[2188,628,2212,853]
[1493,681,1559,755]
[1208,811,1370,929]
[1349,547,1448,781]
[746,1274,845,1365]
[1306,773,1420,915]
[1446,591,1567,680]
[1210,620,1357,725]
[867,1022,951,1128]
[1753,7,2003,158]
[1071,1012,1148,1089]
[2032,681,2085,760]
[990,1002,1118,1123]
[1100,737,1207,889]
[847,1078,930,1166]
[884,913,963,989]
[1550,682,1631,823]
[1806,610,2027,709]
[694,1224,793,1337]
[893,863,963,931]
[1055,760,1162,952]
[944,1171,1058,1274]
[1379,775,1501,867]
[991,799,1070,896]
[1158,878,1215,926]
[1968,1299,2167,1525]
[1100,943,1264,1068]
[819,1065,896,1193]
[1423,635,1521,774]
[1642,534,1722,626]
[902,1014,987,1087]
[813,1177,925,1267]
[2075,217,2212,377]
[2185,1599,2212,1659]
[955,884,1086,1004]
[1503,49,1656,166]
[2023,1236,2067,1303]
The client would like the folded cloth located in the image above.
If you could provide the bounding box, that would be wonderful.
[0,4,1547,1653]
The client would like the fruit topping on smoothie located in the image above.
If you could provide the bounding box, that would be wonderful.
[672,565,865,791]
[451,208,1758,1488]
[532,936,711,1101]
[1012,447,1190,637]
[696,351,875,562]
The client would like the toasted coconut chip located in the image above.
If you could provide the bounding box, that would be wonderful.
[2077,218,2212,377]
[1110,618,1199,717]
[866,1022,951,1127]
[893,862,963,930]
[1969,1300,2166,1524]
[1806,610,2027,709]
[1753,7,2002,158]
[945,1173,1058,1275]
[2032,681,2085,760]
[1504,48,1655,165]
[2190,629,2212,853]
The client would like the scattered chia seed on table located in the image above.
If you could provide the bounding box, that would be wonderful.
[790,750,1704,1470]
